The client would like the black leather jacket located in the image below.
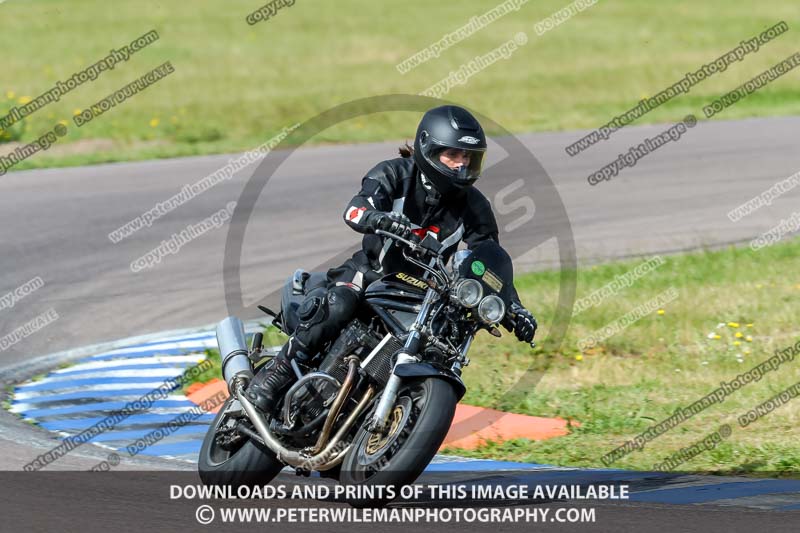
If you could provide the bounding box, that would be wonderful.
[341,156,521,304]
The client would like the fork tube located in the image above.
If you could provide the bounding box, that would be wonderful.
[368,287,438,432]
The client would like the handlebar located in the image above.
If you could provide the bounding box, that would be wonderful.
[375,229,449,288]
[374,229,432,255]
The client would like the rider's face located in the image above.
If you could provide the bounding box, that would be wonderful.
[438,148,471,169]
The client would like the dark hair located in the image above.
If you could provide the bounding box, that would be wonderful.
[398,142,414,158]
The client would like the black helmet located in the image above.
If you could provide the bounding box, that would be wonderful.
[413,105,487,195]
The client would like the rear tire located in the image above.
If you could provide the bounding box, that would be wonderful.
[338,377,458,507]
[198,396,285,487]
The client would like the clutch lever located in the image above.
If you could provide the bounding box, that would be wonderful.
[375,229,423,253]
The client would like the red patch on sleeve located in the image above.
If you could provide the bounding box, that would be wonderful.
[346,206,367,223]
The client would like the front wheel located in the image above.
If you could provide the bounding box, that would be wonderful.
[338,377,458,506]
[198,395,285,487]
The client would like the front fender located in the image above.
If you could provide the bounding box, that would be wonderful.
[392,361,466,401]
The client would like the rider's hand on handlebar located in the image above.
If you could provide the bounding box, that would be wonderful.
[503,302,538,345]
[365,211,416,241]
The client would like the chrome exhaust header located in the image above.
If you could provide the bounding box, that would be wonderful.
[217,320,374,471]
[235,380,375,472]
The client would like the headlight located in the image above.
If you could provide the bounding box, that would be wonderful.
[478,295,505,324]
[454,279,483,308]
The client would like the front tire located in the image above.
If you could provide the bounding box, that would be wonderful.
[338,377,458,506]
[198,396,285,487]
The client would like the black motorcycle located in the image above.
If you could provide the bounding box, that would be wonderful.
[198,230,528,503]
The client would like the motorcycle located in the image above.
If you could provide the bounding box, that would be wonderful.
[198,229,528,505]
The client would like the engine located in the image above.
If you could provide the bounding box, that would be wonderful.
[318,320,382,381]
[286,376,340,425]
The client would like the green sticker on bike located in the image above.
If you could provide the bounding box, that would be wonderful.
[471,260,485,276]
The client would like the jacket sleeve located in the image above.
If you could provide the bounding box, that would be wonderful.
[462,188,499,247]
[342,160,397,234]
[462,190,523,306]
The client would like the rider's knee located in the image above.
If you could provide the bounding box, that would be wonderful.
[295,285,359,329]
[327,284,360,323]
[295,288,329,329]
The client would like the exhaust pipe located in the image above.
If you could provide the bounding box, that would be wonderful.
[235,382,376,471]
[216,317,253,391]
[218,320,374,471]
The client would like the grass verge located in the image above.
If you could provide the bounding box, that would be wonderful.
[448,237,800,476]
[1,0,799,170]
[179,237,800,475]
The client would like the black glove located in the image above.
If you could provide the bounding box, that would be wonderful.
[363,211,415,240]
[503,302,537,344]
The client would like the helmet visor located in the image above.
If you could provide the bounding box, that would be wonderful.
[428,146,485,187]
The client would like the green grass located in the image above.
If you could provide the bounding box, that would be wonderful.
[1,0,799,170]
[0,385,11,411]
[182,348,222,395]
[445,237,800,476]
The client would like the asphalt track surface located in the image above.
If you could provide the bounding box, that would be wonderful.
[2,116,798,368]
[1,116,799,530]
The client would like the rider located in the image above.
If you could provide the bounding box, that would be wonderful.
[246,105,538,414]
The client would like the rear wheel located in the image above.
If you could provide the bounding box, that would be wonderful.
[198,396,285,487]
[338,377,458,506]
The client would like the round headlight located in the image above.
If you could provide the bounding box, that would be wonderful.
[478,295,506,324]
[454,279,483,308]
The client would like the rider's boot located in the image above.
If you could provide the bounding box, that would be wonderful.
[245,339,305,415]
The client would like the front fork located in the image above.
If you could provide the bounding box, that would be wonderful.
[367,287,438,433]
